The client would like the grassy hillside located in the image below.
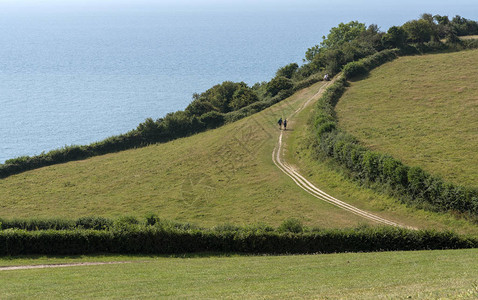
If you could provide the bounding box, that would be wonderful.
[0,82,370,227]
[336,49,478,188]
[2,249,478,298]
[2,80,478,233]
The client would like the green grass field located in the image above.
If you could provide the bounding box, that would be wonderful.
[1,249,478,298]
[336,49,478,188]
[0,83,371,228]
[3,51,478,299]
[2,79,478,233]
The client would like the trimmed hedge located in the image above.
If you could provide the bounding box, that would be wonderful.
[0,225,476,256]
[312,49,478,217]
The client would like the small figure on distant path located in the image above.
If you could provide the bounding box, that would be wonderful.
[283,119,287,131]
[278,117,283,130]
[324,73,330,81]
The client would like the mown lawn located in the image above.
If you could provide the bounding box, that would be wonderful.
[336,49,478,188]
[1,249,478,298]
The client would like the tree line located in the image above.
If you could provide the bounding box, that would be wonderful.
[1,13,477,178]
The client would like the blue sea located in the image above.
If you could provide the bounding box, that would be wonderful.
[1,0,476,163]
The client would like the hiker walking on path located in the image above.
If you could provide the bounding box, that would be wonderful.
[283,119,287,131]
[278,117,283,130]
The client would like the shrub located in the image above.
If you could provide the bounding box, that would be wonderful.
[343,61,368,79]
[276,63,299,79]
[266,76,293,96]
[145,213,161,226]
[278,218,304,233]
[199,111,225,129]
[76,216,113,230]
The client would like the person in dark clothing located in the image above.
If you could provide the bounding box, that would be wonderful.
[283,119,287,130]
[278,117,283,129]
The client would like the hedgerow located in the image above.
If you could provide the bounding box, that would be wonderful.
[0,221,476,256]
[312,48,478,218]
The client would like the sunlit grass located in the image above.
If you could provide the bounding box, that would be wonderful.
[1,249,478,299]
[0,82,370,228]
[336,49,478,188]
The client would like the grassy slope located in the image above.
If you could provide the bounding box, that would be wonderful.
[0,82,370,227]
[1,249,478,298]
[336,49,478,188]
[283,80,478,235]
[2,79,478,233]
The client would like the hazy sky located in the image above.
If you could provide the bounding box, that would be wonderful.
[0,0,476,30]
[0,0,476,13]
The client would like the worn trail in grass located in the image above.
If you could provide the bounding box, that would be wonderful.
[2,78,478,233]
[0,82,374,227]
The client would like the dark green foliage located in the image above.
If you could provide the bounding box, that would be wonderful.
[311,47,478,217]
[76,216,113,230]
[185,100,216,117]
[278,218,304,233]
[320,21,367,49]
[0,224,476,256]
[450,15,478,36]
[402,19,434,43]
[266,76,294,96]
[199,111,225,129]
[0,216,113,231]
[304,21,383,76]
[276,63,299,79]
[382,26,408,49]
[342,61,367,79]
[229,86,260,110]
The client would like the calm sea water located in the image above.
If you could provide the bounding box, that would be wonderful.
[0,1,476,163]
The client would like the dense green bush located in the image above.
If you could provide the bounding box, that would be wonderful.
[278,218,304,233]
[266,76,294,96]
[342,61,367,79]
[276,63,299,79]
[0,225,476,256]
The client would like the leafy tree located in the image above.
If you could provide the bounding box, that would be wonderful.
[451,15,478,36]
[205,81,243,113]
[381,26,408,49]
[357,24,385,51]
[192,81,254,113]
[276,63,299,79]
[185,99,217,117]
[420,13,440,41]
[229,86,259,110]
[304,45,321,62]
[402,19,433,43]
[320,21,367,49]
[305,21,366,62]
[266,76,293,96]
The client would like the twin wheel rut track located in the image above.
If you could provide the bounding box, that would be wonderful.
[272,81,409,228]
[0,80,411,272]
